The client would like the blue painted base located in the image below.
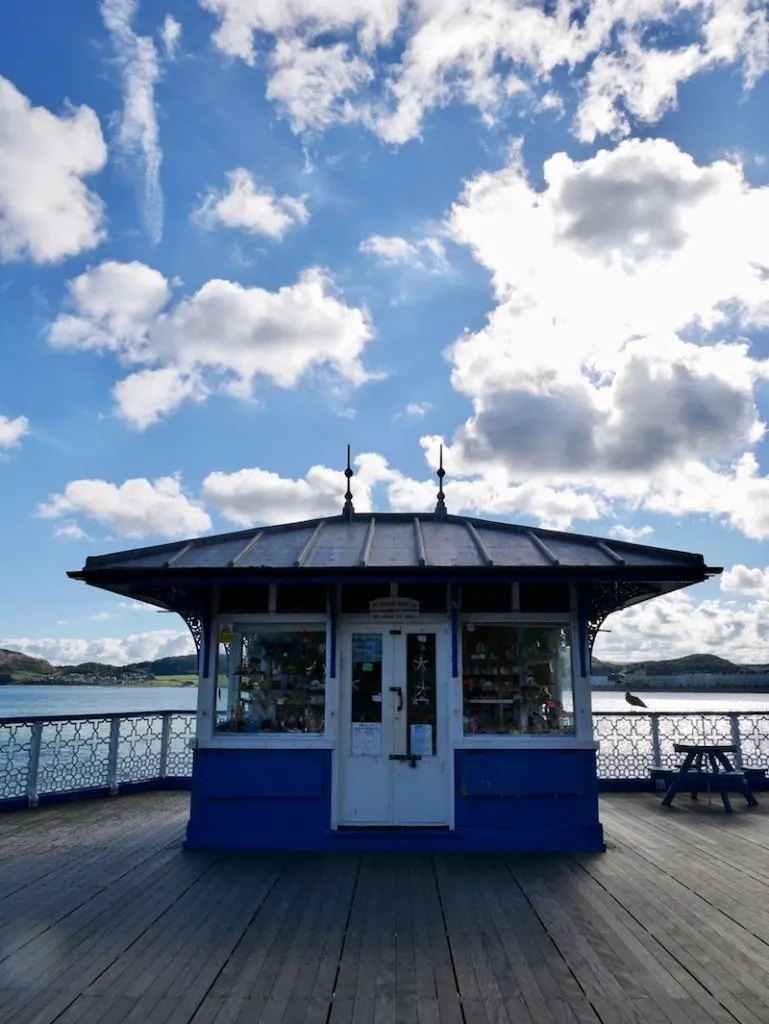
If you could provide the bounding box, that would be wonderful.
[185,747,605,853]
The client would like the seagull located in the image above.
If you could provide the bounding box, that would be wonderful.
[625,691,648,709]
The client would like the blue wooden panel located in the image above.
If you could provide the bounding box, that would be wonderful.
[456,749,594,796]
[194,749,327,799]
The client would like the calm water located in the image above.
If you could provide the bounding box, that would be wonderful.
[2,685,769,718]
[0,685,198,718]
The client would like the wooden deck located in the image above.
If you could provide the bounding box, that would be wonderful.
[2,794,769,1024]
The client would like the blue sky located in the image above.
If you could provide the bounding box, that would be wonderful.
[2,0,769,666]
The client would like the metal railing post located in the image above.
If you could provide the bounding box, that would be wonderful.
[27,722,43,807]
[650,713,661,766]
[730,713,743,768]
[107,718,120,795]
[159,713,171,780]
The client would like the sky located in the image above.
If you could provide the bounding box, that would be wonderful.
[1,0,769,667]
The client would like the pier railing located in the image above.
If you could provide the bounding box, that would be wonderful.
[0,711,195,807]
[2,710,768,806]
[594,710,769,782]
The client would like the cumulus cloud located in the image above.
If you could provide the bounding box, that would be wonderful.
[609,524,654,542]
[195,168,309,239]
[38,474,212,539]
[200,0,769,144]
[0,413,29,452]
[49,260,375,428]
[427,137,769,539]
[160,14,182,58]
[593,589,769,664]
[0,77,106,263]
[101,0,164,242]
[1,630,194,666]
[201,451,604,530]
[721,564,769,596]
[360,235,448,273]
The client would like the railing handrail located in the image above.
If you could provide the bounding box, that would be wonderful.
[0,709,193,726]
[591,710,769,716]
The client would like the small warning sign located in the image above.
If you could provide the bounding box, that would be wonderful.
[218,625,233,644]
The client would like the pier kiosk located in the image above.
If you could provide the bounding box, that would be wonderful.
[69,460,720,852]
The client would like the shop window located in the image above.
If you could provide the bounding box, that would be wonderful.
[519,583,571,613]
[275,584,328,613]
[460,583,511,613]
[461,623,574,736]
[218,584,269,614]
[397,583,448,613]
[214,627,326,734]
[340,583,390,613]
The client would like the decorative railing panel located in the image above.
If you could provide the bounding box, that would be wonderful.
[593,711,769,779]
[0,711,195,806]
[2,709,768,806]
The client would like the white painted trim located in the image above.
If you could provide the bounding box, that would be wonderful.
[453,738,599,750]
[198,735,335,750]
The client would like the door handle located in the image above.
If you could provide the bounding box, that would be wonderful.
[389,686,403,712]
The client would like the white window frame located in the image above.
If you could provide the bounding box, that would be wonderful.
[197,613,335,749]
[451,613,597,750]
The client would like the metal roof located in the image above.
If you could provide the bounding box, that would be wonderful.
[72,512,718,576]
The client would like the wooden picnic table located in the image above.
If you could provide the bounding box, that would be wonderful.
[662,742,759,812]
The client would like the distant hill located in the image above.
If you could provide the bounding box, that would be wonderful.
[591,653,769,675]
[0,648,204,685]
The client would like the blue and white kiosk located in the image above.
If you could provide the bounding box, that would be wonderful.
[69,460,720,852]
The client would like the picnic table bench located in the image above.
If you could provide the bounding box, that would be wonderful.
[656,743,759,812]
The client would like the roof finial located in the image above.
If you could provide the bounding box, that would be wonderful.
[342,444,355,521]
[434,444,447,520]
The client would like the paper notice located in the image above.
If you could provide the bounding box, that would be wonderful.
[351,722,382,756]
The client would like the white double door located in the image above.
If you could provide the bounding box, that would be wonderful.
[337,623,451,827]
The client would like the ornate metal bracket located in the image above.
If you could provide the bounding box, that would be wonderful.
[585,580,661,654]
[137,584,209,667]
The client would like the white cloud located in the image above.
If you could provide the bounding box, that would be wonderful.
[394,401,433,421]
[200,0,769,145]
[721,564,769,596]
[593,589,769,664]
[37,474,212,539]
[267,39,374,134]
[0,413,29,451]
[426,137,769,538]
[49,261,376,428]
[49,260,171,352]
[202,451,604,531]
[161,14,182,59]
[195,168,309,239]
[101,0,164,242]
[89,611,113,621]
[0,630,194,666]
[199,0,401,62]
[0,77,106,263]
[609,524,654,542]
[360,235,448,273]
[54,522,91,541]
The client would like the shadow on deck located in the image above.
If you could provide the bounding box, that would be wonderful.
[1,792,769,1024]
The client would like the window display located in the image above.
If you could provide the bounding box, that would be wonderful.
[462,624,574,735]
[215,627,326,734]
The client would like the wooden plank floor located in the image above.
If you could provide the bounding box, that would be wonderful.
[2,792,769,1024]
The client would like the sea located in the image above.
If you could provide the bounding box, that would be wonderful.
[2,685,769,718]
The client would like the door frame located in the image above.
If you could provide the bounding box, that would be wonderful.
[331,615,455,830]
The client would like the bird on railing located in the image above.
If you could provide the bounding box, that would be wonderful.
[625,691,648,709]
